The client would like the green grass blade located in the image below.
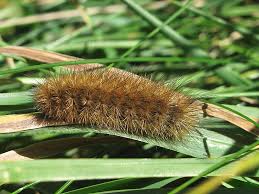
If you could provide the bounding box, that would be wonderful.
[0,158,258,183]
[0,91,33,105]
[171,1,255,37]
[0,117,255,158]
[63,178,138,194]
[117,0,192,61]
[168,140,259,194]
[54,180,73,194]
[0,57,232,76]
[143,177,179,189]
[11,181,39,194]
[121,0,208,57]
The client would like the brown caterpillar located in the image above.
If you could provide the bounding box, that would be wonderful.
[35,68,201,140]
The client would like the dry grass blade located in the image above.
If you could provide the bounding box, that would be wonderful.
[204,103,259,136]
[0,2,168,29]
[0,136,123,160]
[0,113,64,133]
[0,10,81,29]
[0,105,257,136]
[0,5,125,29]
[0,46,257,137]
[0,46,79,63]
[0,46,103,70]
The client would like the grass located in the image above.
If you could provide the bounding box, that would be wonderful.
[0,0,258,194]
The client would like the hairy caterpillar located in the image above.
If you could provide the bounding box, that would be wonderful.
[35,68,201,140]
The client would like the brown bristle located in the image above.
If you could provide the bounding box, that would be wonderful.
[35,69,201,140]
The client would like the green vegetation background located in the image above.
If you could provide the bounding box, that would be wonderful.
[0,0,258,194]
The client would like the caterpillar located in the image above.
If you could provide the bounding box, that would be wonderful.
[35,68,201,140]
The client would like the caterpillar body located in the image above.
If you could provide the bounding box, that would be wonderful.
[35,69,201,140]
